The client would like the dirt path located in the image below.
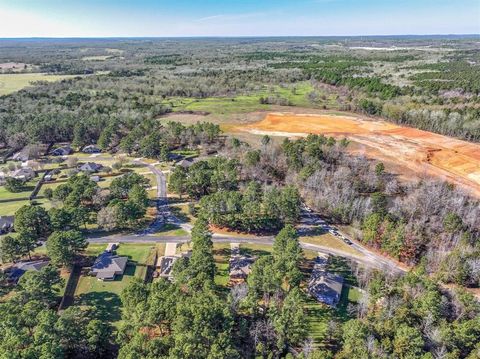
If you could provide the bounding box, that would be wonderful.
[243,112,480,197]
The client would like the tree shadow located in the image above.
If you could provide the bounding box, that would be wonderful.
[76,291,122,322]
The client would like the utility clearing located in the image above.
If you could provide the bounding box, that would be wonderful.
[244,112,480,196]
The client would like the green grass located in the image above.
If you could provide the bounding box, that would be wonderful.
[213,243,231,287]
[152,223,188,237]
[0,179,37,200]
[0,73,76,96]
[74,243,156,324]
[167,82,318,115]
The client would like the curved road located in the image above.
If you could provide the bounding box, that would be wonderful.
[89,160,407,275]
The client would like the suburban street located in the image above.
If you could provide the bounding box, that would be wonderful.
[87,160,407,275]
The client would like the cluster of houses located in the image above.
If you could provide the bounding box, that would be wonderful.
[308,253,344,307]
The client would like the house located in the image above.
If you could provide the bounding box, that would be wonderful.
[11,149,30,162]
[308,254,344,307]
[155,251,191,281]
[156,256,178,280]
[229,243,254,284]
[51,146,73,156]
[79,162,103,173]
[91,251,128,281]
[10,167,35,181]
[0,216,14,234]
[229,255,254,283]
[7,260,49,284]
[82,145,101,154]
[176,158,194,169]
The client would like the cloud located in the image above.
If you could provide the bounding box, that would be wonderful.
[195,14,225,22]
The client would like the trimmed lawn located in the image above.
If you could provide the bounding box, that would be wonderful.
[152,223,188,237]
[213,243,231,287]
[0,179,37,200]
[0,199,30,216]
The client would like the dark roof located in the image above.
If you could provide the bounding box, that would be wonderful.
[7,260,50,283]
[92,252,128,279]
[157,256,178,277]
[51,146,72,155]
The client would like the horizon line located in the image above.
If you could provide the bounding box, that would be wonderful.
[0,33,479,40]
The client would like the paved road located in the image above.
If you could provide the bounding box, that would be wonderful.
[88,161,406,275]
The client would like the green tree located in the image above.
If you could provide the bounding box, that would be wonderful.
[189,217,216,280]
[46,230,86,267]
[0,235,21,263]
[14,204,51,240]
[269,287,308,352]
[393,325,425,359]
[4,177,24,193]
[17,265,63,306]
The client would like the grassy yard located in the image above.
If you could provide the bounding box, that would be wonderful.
[0,198,54,216]
[0,179,37,200]
[0,73,76,96]
[74,243,156,324]
[213,243,231,287]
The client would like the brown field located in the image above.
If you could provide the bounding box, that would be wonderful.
[244,112,480,196]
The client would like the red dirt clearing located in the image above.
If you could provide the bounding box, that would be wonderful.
[244,112,480,197]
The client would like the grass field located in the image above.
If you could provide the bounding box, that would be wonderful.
[0,73,76,96]
[0,179,37,200]
[166,82,319,115]
[74,243,156,324]
[0,197,54,216]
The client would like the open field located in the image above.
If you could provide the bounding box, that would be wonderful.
[244,112,480,196]
[0,73,76,96]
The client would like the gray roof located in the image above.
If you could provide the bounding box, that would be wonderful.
[309,272,344,306]
[156,256,178,277]
[229,255,254,279]
[177,159,194,169]
[0,216,14,228]
[8,260,50,283]
[51,146,72,156]
[92,252,128,279]
[79,162,103,172]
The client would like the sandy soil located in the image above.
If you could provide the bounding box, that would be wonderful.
[243,112,480,197]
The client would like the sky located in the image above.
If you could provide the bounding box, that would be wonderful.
[0,0,479,37]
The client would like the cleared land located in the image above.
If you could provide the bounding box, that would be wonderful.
[0,73,75,95]
[244,112,480,196]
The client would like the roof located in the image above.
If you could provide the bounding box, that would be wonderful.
[92,252,128,278]
[229,255,254,279]
[177,159,194,169]
[51,146,72,155]
[308,272,344,305]
[79,162,102,172]
[10,167,35,179]
[0,216,14,228]
[156,256,178,277]
[7,260,50,282]
[82,145,100,152]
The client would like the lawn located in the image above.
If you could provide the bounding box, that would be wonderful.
[0,179,37,200]
[74,243,156,324]
[0,198,53,219]
[0,73,76,96]
[213,243,231,287]
[151,223,189,237]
